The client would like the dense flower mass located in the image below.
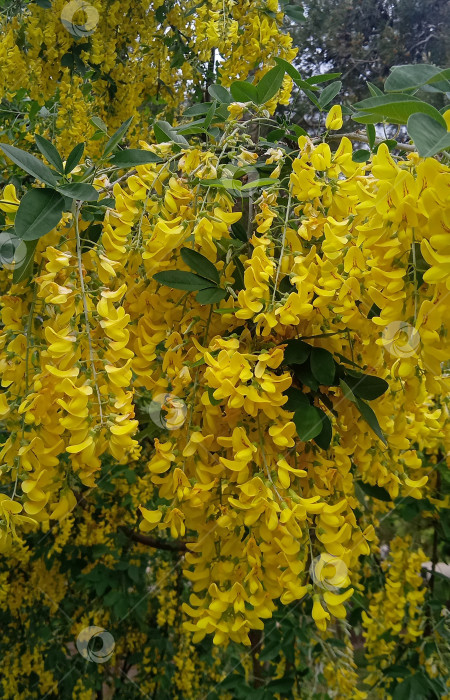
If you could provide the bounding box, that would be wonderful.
[0,110,449,654]
[0,0,295,152]
[0,2,449,698]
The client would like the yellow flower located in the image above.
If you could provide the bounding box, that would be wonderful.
[325,104,343,130]
[227,102,246,119]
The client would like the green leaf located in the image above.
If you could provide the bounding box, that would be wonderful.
[352,149,371,163]
[57,183,99,201]
[0,143,57,187]
[334,353,365,369]
[198,178,241,190]
[340,378,356,402]
[180,247,220,284]
[319,80,342,108]
[203,101,216,130]
[353,94,446,127]
[195,287,228,304]
[103,116,133,156]
[207,387,222,405]
[34,0,52,8]
[12,239,38,284]
[356,480,391,502]
[34,134,64,174]
[284,388,310,412]
[283,339,311,365]
[183,103,211,117]
[367,81,383,96]
[366,124,376,149]
[310,347,336,385]
[273,58,319,91]
[407,113,450,157]
[65,143,85,175]
[385,64,449,93]
[208,84,232,103]
[153,270,212,291]
[90,116,108,133]
[291,124,308,137]
[343,371,389,400]
[283,4,305,22]
[154,120,189,147]
[294,362,319,392]
[355,397,387,445]
[303,88,321,109]
[230,80,258,103]
[294,404,323,442]
[306,72,341,85]
[14,188,64,241]
[377,138,397,151]
[256,66,285,105]
[313,410,333,450]
[241,178,279,191]
[351,112,381,124]
[109,149,162,168]
[392,675,429,700]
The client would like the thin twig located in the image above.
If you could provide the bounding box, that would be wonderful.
[73,202,104,425]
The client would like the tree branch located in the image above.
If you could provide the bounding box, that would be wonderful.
[120,527,189,552]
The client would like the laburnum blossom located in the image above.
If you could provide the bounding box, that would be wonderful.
[0,109,448,665]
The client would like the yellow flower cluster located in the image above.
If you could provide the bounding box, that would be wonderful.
[0,0,295,152]
[0,110,449,656]
[362,536,427,685]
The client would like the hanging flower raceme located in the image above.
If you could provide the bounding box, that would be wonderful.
[0,99,449,656]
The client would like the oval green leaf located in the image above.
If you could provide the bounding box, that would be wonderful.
[103,116,133,156]
[57,183,99,201]
[310,347,336,385]
[195,287,228,305]
[230,80,259,104]
[154,120,189,147]
[14,188,64,241]
[0,143,57,187]
[65,143,85,174]
[153,270,213,291]
[34,134,64,174]
[208,84,232,104]
[180,247,220,284]
[313,410,333,450]
[353,94,446,127]
[407,113,450,157]
[355,397,387,445]
[318,80,342,108]
[256,66,285,105]
[343,371,389,400]
[109,149,162,168]
[283,339,311,366]
[293,404,323,442]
